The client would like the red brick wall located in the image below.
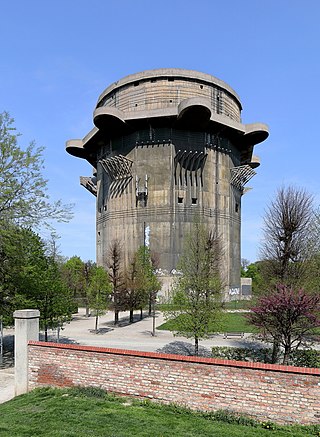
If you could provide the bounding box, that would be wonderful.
[28,341,320,425]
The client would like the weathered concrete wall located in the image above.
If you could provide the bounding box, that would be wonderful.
[96,134,242,292]
[66,68,269,297]
[28,341,320,425]
[97,74,242,122]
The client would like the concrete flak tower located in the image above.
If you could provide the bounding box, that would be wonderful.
[66,69,268,297]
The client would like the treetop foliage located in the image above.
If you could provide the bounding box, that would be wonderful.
[247,284,320,364]
[166,220,223,355]
[260,185,316,287]
[0,111,73,229]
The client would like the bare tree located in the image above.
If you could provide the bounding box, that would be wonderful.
[241,258,250,271]
[108,240,126,325]
[260,186,315,288]
[259,185,316,362]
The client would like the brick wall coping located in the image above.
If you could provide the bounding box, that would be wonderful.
[28,341,320,376]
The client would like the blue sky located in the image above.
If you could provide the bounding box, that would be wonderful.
[1,0,320,263]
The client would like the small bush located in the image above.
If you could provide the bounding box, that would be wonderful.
[211,346,320,368]
[69,385,107,398]
[261,421,276,430]
[211,346,273,363]
[290,349,320,368]
[204,409,258,427]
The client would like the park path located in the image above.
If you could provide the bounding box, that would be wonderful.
[0,309,265,405]
[0,368,14,403]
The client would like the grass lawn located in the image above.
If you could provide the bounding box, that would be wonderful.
[0,387,318,437]
[158,311,257,333]
[158,300,253,312]
[223,300,253,310]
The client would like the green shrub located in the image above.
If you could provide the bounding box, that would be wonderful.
[211,347,273,363]
[211,346,320,368]
[69,385,107,398]
[290,350,320,368]
[204,409,258,427]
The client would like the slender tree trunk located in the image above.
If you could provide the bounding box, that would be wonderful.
[130,309,134,323]
[85,301,90,317]
[271,339,280,363]
[140,308,143,320]
[194,337,199,356]
[283,345,291,365]
[114,310,119,325]
[148,292,152,316]
[95,314,99,333]
[44,324,48,342]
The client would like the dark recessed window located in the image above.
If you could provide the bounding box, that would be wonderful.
[169,99,173,103]
[200,85,203,89]
[235,203,239,213]
[192,198,197,205]
[178,197,183,204]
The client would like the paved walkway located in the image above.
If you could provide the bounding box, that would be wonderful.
[0,368,14,404]
[56,309,258,352]
[0,308,285,405]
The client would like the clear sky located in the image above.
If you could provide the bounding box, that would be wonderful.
[1,0,320,263]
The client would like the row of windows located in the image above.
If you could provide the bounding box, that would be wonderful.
[177,197,197,205]
[98,198,239,212]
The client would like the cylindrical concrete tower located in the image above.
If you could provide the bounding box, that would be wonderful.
[66,69,268,296]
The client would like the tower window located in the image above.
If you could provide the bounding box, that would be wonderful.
[192,198,197,205]
[178,197,183,204]
[235,203,239,213]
